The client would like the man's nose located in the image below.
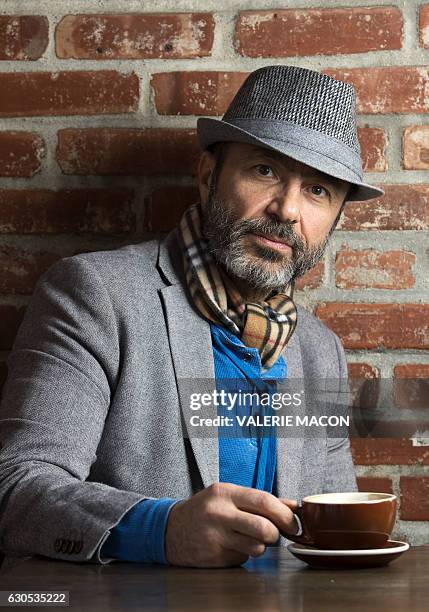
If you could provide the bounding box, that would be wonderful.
[265,184,301,225]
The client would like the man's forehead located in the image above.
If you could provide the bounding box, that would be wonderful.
[232,142,345,186]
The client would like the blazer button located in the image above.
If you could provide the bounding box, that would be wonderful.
[54,539,63,553]
[72,541,83,554]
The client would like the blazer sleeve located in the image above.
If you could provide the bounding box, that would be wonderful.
[323,332,358,494]
[0,256,147,563]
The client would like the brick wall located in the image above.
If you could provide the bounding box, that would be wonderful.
[0,1,428,544]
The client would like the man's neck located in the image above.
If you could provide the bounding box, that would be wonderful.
[224,270,284,303]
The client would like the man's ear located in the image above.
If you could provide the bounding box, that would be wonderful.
[197,150,216,206]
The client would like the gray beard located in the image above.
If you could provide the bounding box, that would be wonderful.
[201,193,330,293]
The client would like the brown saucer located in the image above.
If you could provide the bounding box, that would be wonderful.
[287,540,409,569]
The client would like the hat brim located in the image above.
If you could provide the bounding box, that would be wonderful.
[197,117,384,202]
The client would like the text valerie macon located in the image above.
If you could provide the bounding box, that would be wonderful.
[189,414,350,428]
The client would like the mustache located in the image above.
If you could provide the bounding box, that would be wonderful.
[230,217,305,249]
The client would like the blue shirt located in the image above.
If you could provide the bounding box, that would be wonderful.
[211,323,286,492]
[100,323,286,563]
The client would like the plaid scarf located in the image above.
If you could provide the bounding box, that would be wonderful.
[178,202,298,369]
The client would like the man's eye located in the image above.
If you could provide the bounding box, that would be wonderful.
[309,185,329,198]
[256,164,275,177]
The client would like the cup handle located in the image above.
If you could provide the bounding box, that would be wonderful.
[284,505,315,546]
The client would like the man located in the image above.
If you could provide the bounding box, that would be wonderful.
[0,66,383,568]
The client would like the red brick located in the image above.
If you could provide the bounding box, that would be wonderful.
[0,131,45,177]
[0,189,135,234]
[400,476,429,520]
[295,260,324,290]
[358,128,387,172]
[339,185,429,231]
[357,477,393,494]
[394,364,429,409]
[56,13,214,60]
[0,246,60,295]
[348,363,379,380]
[236,8,403,57]
[395,364,429,378]
[325,67,429,114]
[420,5,429,48]
[335,249,415,290]
[348,363,380,411]
[0,71,139,117]
[351,438,429,465]
[316,303,429,350]
[0,15,48,60]
[0,305,25,350]
[145,186,199,232]
[403,125,429,170]
[57,129,200,176]
[151,72,247,116]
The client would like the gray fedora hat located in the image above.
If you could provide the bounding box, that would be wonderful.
[197,65,384,202]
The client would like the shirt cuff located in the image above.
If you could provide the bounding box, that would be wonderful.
[100,497,179,564]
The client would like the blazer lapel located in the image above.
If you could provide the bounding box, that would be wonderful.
[276,329,306,501]
[157,231,219,488]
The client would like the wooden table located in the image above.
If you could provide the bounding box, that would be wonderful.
[0,546,427,611]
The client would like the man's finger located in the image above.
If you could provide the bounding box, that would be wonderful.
[224,531,266,557]
[227,509,280,544]
[279,498,299,510]
[229,487,296,534]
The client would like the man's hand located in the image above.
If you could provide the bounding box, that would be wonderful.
[165,482,299,567]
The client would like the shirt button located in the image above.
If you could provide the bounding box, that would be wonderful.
[244,353,253,362]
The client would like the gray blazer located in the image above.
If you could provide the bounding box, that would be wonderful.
[0,229,356,563]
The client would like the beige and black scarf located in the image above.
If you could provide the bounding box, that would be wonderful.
[178,202,298,369]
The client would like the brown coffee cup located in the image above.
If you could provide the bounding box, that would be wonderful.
[286,492,397,550]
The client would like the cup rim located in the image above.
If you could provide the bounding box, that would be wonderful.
[302,492,397,504]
